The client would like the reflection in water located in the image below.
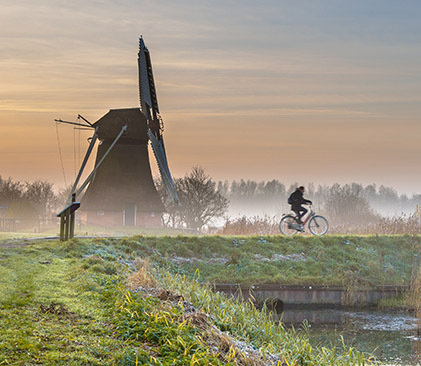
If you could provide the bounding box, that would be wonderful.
[276,309,420,366]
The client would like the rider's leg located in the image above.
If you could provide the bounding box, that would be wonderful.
[297,206,308,223]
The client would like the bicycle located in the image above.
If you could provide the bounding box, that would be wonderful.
[279,205,328,236]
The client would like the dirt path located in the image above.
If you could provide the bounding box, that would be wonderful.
[0,236,59,248]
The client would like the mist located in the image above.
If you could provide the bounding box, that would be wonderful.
[1,173,421,235]
[219,180,421,220]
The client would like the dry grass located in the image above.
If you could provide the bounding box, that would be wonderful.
[217,213,421,235]
[410,265,421,336]
[127,258,156,289]
[218,215,279,235]
[329,213,421,235]
[203,327,279,366]
[410,264,421,311]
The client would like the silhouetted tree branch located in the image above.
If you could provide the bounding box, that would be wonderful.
[156,167,229,231]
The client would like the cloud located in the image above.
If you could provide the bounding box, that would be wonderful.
[0,0,420,193]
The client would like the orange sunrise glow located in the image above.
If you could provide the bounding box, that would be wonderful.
[0,1,420,196]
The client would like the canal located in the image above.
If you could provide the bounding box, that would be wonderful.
[277,309,420,365]
[213,283,420,364]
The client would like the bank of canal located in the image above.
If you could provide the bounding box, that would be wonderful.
[214,283,409,307]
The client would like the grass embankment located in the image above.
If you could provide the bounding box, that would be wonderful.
[1,234,417,287]
[115,235,417,287]
[0,237,379,365]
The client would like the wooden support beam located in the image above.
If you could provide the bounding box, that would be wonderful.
[57,194,80,242]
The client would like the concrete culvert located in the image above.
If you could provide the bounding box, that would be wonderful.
[264,298,284,312]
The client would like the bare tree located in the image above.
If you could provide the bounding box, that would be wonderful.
[0,176,24,204]
[156,167,229,231]
[322,184,379,226]
[55,185,74,209]
[154,176,181,228]
[177,167,229,231]
[24,180,56,219]
[0,177,30,220]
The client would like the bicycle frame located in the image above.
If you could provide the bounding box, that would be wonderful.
[280,205,328,236]
[294,205,315,226]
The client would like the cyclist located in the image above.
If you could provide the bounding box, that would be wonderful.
[288,186,312,225]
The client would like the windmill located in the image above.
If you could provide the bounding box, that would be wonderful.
[55,37,179,227]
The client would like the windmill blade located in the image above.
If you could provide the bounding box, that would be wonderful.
[148,130,179,203]
[138,36,180,204]
[138,37,159,126]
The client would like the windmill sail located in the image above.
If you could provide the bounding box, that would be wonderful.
[138,37,179,203]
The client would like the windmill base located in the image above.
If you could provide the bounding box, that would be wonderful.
[81,210,162,227]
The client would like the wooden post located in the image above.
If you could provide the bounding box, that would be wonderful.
[65,210,70,241]
[59,215,65,241]
[57,199,80,242]
[69,193,76,239]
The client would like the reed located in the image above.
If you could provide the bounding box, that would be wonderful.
[217,213,421,236]
[410,258,421,320]
[218,215,279,235]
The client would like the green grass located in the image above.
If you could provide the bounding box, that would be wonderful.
[0,242,127,365]
[0,231,53,240]
[3,234,418,287]
[2,234,417,287]
[103,234,418,287]
[74,224,187,237]
[0,236,384,365]
[0,224,185,241]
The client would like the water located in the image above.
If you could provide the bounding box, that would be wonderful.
[278,309,420,365]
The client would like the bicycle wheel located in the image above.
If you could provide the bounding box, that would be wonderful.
[308,215,329,236]
[279,215,299,236]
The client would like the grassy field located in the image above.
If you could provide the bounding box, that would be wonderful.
[1,234,418,286]
[94,234,418,287]
[0,236,383,365]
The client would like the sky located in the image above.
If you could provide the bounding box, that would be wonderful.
[0,0,420,195]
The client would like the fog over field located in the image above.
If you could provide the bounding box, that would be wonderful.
[219,180,421,219]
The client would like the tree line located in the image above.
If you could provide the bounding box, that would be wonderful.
[221,179,420,210]
[0,176,66,222]
[1,169,420,231]
[220,179,421,224]
[158,169,421,230]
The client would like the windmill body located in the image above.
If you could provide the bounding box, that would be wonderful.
[80,108,164,227]
[57,38,178,227]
